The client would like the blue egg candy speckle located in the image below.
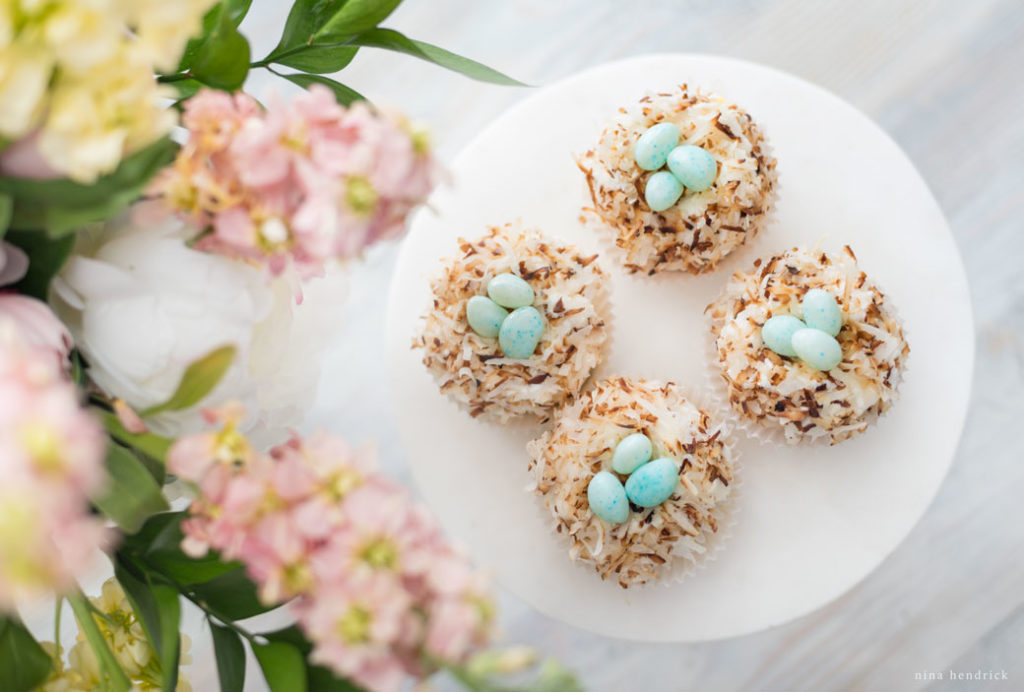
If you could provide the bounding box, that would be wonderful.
[487,273,535,309]
[666,145,717,191]
[644,170,684,212]
[624,457,679,508]
[801,288,843,337]
[588,471,630,524]
[465,296,508,338]
[498,306,544,359]
[633,122,680,171]
[761,314,805,358]
[791,327,843,371]
[611,433,653,474]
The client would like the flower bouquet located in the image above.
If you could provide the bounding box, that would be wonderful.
[0,2,578,690]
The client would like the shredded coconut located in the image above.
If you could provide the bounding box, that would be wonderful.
[527,378,735,588]
[707,246,910,444]
[416,223,609,421]
[578,84,778,274]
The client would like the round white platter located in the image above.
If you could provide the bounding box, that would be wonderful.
[385,54,973,642]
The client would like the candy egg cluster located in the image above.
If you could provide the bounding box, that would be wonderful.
[761,289,845,371]
[586,432,680,524]
[466,273,545,359]
[633,123,718,212]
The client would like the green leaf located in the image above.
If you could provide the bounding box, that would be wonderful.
[68,592,132,692]
[252,640,308,692]
[178,0,254,71]
[169,78,205,103]
[0,137,178,235]
[111,561,181,692]
[114,557,164,652]
[263,627,360,691]
[152,584,182,692]
[266,0,332,58]
[3,229,74,300]
[126,512,242,585]
[314,0,403,41]
[210,623,246,692]
[0,616,52,692]
[281,72,365,105]
[94,444,169,533]
[344,29,525,85]
[190,2,252,91]
[140,344,236,416]
[189,567,275,620]
[307,664,363,691]
[273,45,358,73]
[119,511,186,553]
[96,408,172,474]
[0,193,12,238]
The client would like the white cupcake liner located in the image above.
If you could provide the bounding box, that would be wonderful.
[525,377,742,589]
[704,247,911,447]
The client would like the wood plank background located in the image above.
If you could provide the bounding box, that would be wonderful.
[235,1,1024,689]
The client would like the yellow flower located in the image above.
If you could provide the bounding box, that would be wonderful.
[0,0,213,179]
[38,641,94,692]
[118,0,217,72]
[0,41,51,138]
[36,0,123,70]
[38,44,176,182]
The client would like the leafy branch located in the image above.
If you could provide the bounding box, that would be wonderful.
[160,0,524,103]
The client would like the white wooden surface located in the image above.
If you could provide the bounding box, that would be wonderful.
[235,1,1023,690]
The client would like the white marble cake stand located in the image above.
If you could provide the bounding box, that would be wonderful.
[385,54,973,642]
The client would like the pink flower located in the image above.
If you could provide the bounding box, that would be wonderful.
[0,329,108,610]
[0,131,62,181]
[147,86,439,281]
[112,398,148,434]
[424,596,487,662]
[173,413,494,689]
[0,294,72,368]
[299,571,412,692]
[0,243,28,287]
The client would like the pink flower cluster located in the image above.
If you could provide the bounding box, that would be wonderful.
[168,409,492,692]
[148,86,439,279]
[0,310,108,610]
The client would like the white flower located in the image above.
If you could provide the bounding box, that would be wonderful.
[50,207,347,444]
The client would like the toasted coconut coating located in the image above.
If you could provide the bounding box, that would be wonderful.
[527,378,735,588]
[707,246,910,445]
[416,223,609,421]
[578,84,778,275]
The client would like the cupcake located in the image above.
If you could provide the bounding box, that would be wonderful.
[527,377,735,588]
[578,84,778,275]
[707,245,910,445]
[416,223,609,421]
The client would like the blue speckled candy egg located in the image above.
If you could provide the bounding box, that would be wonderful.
[666,145,717,191]
[465,296,508,338]
[633,122,680,171]
[624,457,679,508]
[587,471,629,524]
[761,315,805,358]
[611,433,653,475]
[644,170,684,212]
[498,306,544,359]
[487,273,535,309]
[792,328,843,371]
[801,288,843,337]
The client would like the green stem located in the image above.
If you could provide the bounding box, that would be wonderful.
[167,576,258,644]
[68,591,132,692]
[157,72,195,83]
[53,596,63,665]
[253,39,354,68]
